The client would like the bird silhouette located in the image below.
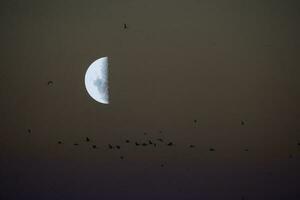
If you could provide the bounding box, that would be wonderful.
[27,129,31,133]
[86,137,90,142]
[47,81,53,86]
[120,156,124,160]
[241,120,245,125]
[189,145,195,148]
[167,142,173,146]
[149,140,153,145]
[74,143,79,146]
[108,144,113,149]
[58,141,62,144]
[92,145,97,149]
[123,23,128,29]
[125,140,130,143]
[157,138,164,142]
[116,145,120,149]
[209,148,215,151]
[135,142,140,146]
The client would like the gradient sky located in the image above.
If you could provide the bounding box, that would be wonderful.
[1,0,300,199]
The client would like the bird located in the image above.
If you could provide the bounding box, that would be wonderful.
[27,129,31,133]
[135,142,140,146]
[157,138,164,142]
[167,142,173,146]
[209,148,215,151]
[86,137,90,142]
[74,143,79,146]
[148,140,153,145]
[123,23,128,29]
[125,140,130,143]
[244,148,249,152]
[189,145,195,148]
[116,145,120,149]
[120,156,124,160]
[142,143,147,146]
[241,120,245,125]
[92,145,97,149]
[47,81,53,86]
[58,141,62,144]
[108,144,113,149]
[194,119,197,123]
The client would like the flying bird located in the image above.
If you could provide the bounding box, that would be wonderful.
[167,142,173,146]
[108,144,113,149]
[116,145,120,149]
[125,140,130,143]
[27,129,31,133]
[86,137,90,142]
[135,142,140,146]
[58,141,62,144]
[189,145,195,148]
[123,23,128,29]
[157,138,164,142]
[47,81,53,86]
[74,143,79,146]
[92,145,97,149]
[209,148,215,151]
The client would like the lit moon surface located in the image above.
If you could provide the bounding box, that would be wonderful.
[84,57,109,104]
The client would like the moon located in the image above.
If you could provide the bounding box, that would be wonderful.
[84,57,109,104]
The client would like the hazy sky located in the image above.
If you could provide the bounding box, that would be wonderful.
[1,0,300,199]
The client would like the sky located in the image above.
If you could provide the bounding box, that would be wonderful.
[1,0,300,199]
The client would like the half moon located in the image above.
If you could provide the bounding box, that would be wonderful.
[84,57,109,104]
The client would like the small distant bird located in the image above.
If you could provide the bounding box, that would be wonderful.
[74,143,79,146]
[86,137,90,142]
[135,142,140,146]
[189,145,195,148]
[108,144,113,149]
[47,81,53,86]
[194,119,197,123]
[123,23,128,29]
[116,145,120,149]
[92,145,97,149]
[209,148,215,151]
[120,156,124,160]
[149,140,153,145]
[58,141,62,144]
[125,140,130,143]
[167,142,173,146]
[157,138,164,142]
[241,120,245,125]
[142,143,147,146]
[27,129,31,133]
